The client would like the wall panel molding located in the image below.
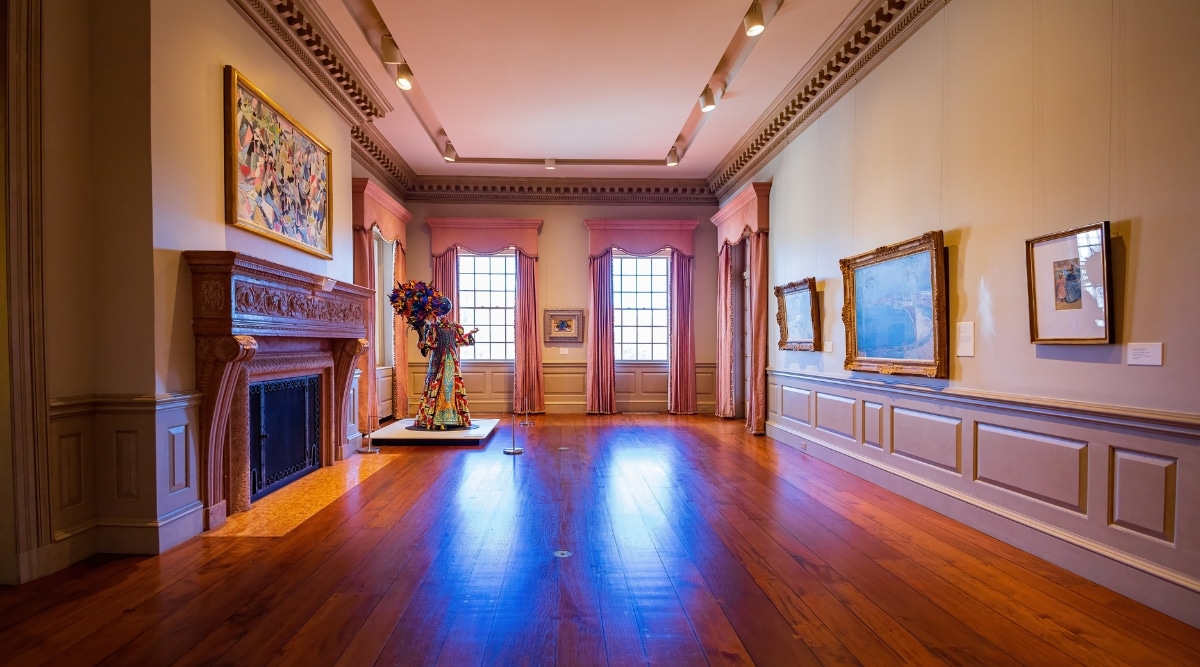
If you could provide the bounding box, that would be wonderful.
[766,369,1200,625]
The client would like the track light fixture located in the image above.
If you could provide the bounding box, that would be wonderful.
[545,159,556,170]
[442,141,457,162]
[381,35,403,64]
[666,147,680,166]
[394,62,414,91]
[744,1,765,36]
[699,85,718,113]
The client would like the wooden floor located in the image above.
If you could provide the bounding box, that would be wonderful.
[2,415,1198,666]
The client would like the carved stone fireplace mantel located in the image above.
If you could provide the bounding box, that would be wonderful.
[185,251,370,530]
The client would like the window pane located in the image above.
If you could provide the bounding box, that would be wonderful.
[506,343,516,359]
[652,258,667,275]
[637,344,651,360]
[505,292,515,308]
[651,276,667,292]
[653,311,667,327]
[622,344,636,359]
[652,344,667,360]
[505,256,516,272]
[491,343,506,359]
[460,256,475,272]
[459,292,475,308]
[653,327,667,343]
[460,346,475,360]
[613,328,622,344]
[476,291,491,307]
[505,310,515,326]
[460,273,475,291]
[636,293,651,309]
[637,310,651,326]
[460,310,475,326]
[637,328,651,343]
[651,293,667,310]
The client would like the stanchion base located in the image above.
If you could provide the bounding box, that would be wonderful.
[356,447,380,454]
[503,447,524,455]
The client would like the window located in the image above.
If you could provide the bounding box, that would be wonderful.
[613,253,669,361]
[374,231,394,368]
[457,253,516,361]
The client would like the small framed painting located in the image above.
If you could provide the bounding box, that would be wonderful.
[225,65,333,258]
[840,230,948,378]
[544,309,584,343]
[1025,221,1113,344]
[774,278,821,351]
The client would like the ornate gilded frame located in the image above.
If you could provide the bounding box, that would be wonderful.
[774,278,821,351]
[1025,221,1113,344]
[224,65,334,258]
[840,230,948,378]
[544,309,584,343]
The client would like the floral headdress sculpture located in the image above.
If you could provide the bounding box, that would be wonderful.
[388,279,444,328]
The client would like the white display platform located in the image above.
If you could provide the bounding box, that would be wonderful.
[369,418,499,445]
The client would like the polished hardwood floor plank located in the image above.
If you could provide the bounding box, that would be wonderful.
[1,414,1197,667]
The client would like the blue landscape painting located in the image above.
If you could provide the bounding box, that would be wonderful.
[854,251,934,360]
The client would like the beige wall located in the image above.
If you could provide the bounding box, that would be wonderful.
[398,200,720,371]
[751,0,1199,415]
[150,0,354,393]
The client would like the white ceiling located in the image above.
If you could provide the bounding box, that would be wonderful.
[322,0,858,180]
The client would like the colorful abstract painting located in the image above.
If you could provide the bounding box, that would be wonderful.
[225,66,332,258]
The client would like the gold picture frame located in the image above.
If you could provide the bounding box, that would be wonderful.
[840,230,948,378]
[1025,221,1113,344]
[544,309,584,343]
[774,277,821,351]
[224,65,333,258]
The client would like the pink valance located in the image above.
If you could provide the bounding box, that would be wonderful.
[710,182,771,249]
[428,218,543,257]
[352,178,411,251]
[584,219,699,258]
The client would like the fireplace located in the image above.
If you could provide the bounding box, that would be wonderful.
[249,375,321,500]
[185,251,370,529]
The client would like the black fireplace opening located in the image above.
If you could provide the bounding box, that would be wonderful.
[249,375,322,501]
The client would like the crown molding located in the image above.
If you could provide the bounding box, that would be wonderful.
[226,0,389,125]
[405,177,718,206]
[350,123,417,195]
[708,0,949,201]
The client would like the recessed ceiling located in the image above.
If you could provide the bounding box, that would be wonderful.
[323,0,858,180]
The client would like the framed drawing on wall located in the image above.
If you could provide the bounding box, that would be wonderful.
[774,278,821,351]
[544,309,584,343]
[840,230,948,378]
[224,65,333,258]
[1025,221,1112,344]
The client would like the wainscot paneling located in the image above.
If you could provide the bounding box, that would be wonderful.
[1111,448,1177,542]
[815,392,856,441]
[765,369,1200,627]
[409,361,717,415]
[892,407,962,473]
[48,392,205,557]
[976,423,1087,514]
[375,366,394,418]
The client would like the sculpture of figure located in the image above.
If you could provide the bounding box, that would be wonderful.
[415,296,479,429]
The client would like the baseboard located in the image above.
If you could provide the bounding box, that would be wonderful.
[767,422,1200,628]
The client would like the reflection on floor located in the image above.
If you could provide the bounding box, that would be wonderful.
[206,450,402,538]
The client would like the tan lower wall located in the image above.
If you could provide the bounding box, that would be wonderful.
[766,368,1200,627]
[46,392,205,562]
[408,361,717,415]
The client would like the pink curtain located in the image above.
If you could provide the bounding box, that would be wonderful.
[515,251,545,413]
[586,250,615,414]
[431,246,459,321]
[393,242,408,417]
[715,243,736,418]
[668,251,696,414]
[746,232,769,435]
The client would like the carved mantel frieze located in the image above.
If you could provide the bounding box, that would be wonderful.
[184,251,370,530]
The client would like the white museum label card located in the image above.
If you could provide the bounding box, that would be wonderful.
[1127,343,1163,366]
[956,321,975,357]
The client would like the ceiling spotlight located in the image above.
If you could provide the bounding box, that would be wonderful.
[394,62,414,91]
[699,85,718,112]
[381,35,403,64]
[545,158,556,170]
[442,142,457,162]
[744,1,766,36]
[666,147,680,167]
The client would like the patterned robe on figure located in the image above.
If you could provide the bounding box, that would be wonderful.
[415,318,474,429]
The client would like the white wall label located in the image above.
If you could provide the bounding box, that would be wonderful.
[559,347,569,355]
[1127,343,1163,366]
[956,321,975,357]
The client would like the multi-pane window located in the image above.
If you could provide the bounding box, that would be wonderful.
[457,253,516,361]
[613,253,669,361]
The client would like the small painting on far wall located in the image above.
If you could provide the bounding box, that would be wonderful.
[840,231,948,378]
[775,278,821,351]
[224,65,333,258]
[1025,221,1112,344]
[544,309,584,343]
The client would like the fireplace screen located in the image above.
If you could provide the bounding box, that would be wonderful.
[249,375,322,500]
